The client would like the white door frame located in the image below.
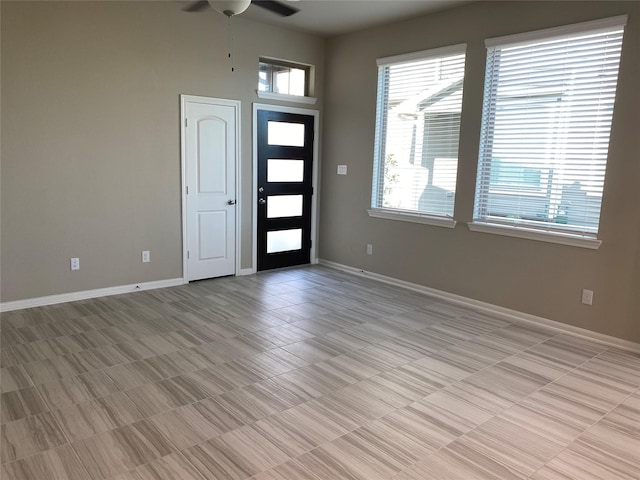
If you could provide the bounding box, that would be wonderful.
[181,94,242,282]
[252,103,320,273]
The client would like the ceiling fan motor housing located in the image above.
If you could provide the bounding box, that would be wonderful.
[208,0,252,16]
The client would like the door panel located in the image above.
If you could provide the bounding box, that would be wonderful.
[257,110,314,271]
[184,98,237,281]
[197,117,227,194]
[198,211,226,260]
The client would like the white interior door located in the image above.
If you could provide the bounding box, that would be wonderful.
[183,96,238,281]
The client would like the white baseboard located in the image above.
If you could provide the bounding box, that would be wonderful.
[238,268,255,276]
[318,259,640,354]
[0,278,186,313]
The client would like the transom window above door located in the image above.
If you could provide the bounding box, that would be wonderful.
[259,58,310,97]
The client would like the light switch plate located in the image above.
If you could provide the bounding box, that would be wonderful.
[581,289,593,305]
[337,165,348,175]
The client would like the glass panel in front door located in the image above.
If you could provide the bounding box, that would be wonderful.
[267,121,305,146]
[267,229,302,253]
[267,195,303,218]
[267,159,304,182]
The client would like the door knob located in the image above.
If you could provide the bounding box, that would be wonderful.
[227,199,236,205]
[258,198,266,205]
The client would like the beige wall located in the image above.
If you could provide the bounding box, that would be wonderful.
[320,1,640,342]
[1,1,324,301]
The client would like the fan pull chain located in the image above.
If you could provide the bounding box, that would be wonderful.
[227,15,235,73]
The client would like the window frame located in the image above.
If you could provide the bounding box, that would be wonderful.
[257,58,316,104]
[369,43,467,228]
[470,16,628,249]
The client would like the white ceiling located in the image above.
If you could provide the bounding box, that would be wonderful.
[230,0,471,37]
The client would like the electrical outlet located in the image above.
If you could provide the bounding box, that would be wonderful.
[366,244,373,255]
[142,250,150,263]
[70,257,80,271]
[581,289,593,305]
[337,165,348,175]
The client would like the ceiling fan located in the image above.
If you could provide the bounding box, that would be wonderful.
[184,0,299,18]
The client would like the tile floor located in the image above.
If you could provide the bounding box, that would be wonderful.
[0,266,638,480]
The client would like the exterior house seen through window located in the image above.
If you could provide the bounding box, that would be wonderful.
[473,17,627,240]
[371,45,467,221]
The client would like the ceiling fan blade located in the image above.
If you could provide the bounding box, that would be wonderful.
[252,0,299,17]
[183,0,210,12]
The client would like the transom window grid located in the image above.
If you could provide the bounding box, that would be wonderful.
[259,59,309,97]
[372,46,467,218]
[474,20,626,238]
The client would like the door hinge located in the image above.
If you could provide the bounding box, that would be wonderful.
[185,118,188,128]
[187,250,190,259]
[186,185,189,195]
[311,187,314,195]
[310,240,312,248]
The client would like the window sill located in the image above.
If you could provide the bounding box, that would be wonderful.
[367,209,456,229]
[256,91,317,105]
[467,222,602,250]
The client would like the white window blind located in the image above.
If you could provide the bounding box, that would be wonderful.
[372,45,466,219]
[474,17,626,238]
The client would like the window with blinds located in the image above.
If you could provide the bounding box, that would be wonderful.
[473,17,626,239]
[371,45,466,220]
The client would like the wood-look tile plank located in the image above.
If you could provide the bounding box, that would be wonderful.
[518,388,604,431]
[282,337,345,364]
[37,370,120,410]
[446,362,549,415]
[317,386,396,425]
[600,391,640,437]
[455,415,567,477]
[524,334,606,369]
[183,425,289,480]
[253,408,336,457]
[1,366,34,393]
[1,412,67,463]
[72,419,175,479]
[103,361,164,391]
[211,383,293,424]
[579,348,640,387]
[481,324,554,351]
[318,432,407,479]
[110,452,206,480]
[395,443,523,480]
[378,402,463,451]
[569,421,640,472]
[252,459,322,480]
[124,375,209,417]
[500,402,586,446]
[501,350,572,383]
[53,391,144,441]
[184,366,242,396]
[531,444,637,480]
[22,358,78,385]
[350,420,434,468]
[148,402,227,450]
[348,373,428,409]
[542,368,636,414]
[1,444,90,480]
[411,353,475,385]
[1,386,49,423]
[296,446,383,480]
[413,389,494,434]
